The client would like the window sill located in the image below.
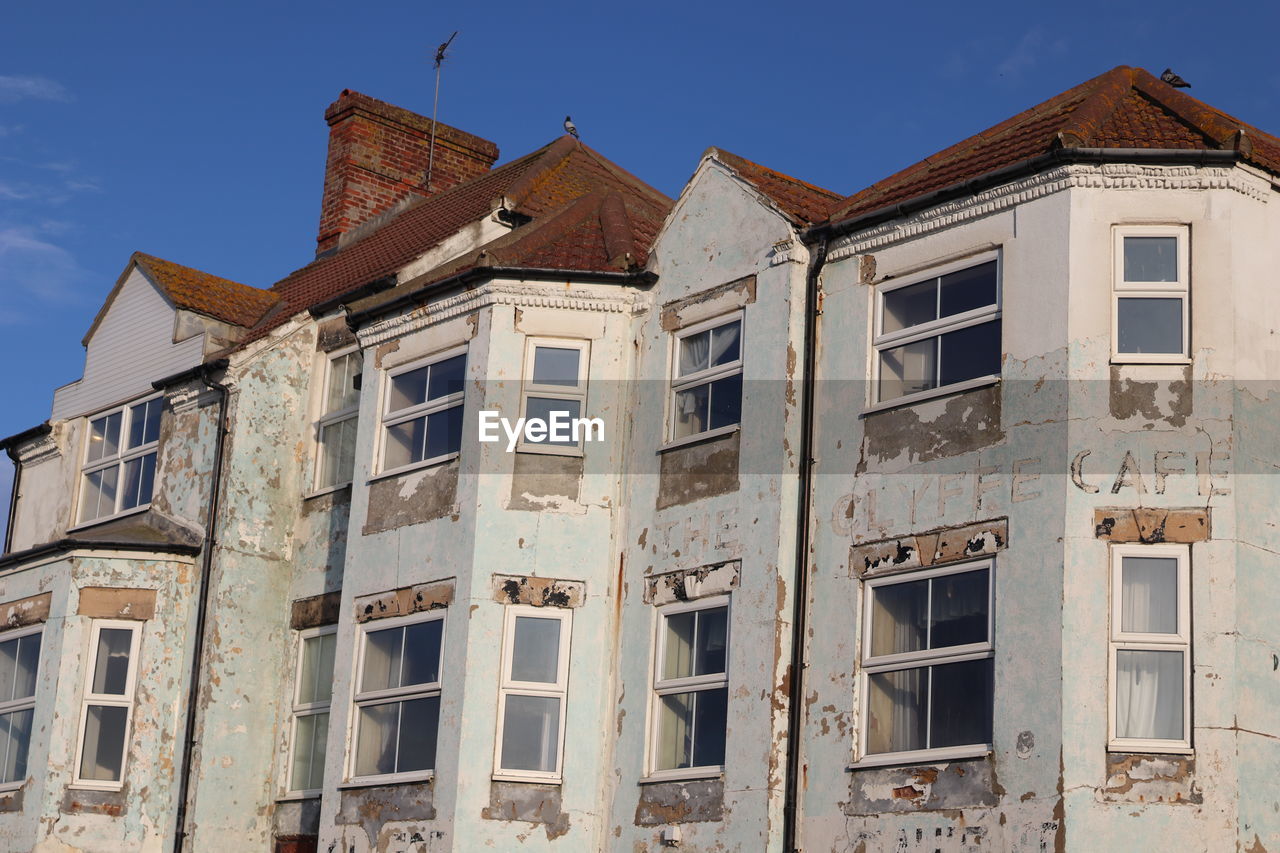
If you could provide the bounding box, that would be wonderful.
[368,453,459,484]
[848,745,990,770]
[1109,356,1191,366]
[1107,741,1193,755]
[514,444,584,458]
[657,424,739,454]
[338,771,434,789]
[0,781,23,794]
[275,790,322,802]
[492,772,562,785]
[68,780,125,793]
[303,482,352,502]
[67,504,151,534]
[861,375,999,417]
[639,767,724,785]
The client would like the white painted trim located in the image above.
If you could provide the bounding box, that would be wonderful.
[284,626,336,796]
[492,605,573,783]
[375,345,467,475]
[71,620,142,791]
[75,395,164,525]
[849,745,991,770]
[516,337,591,456]
[0,625,42,787]
[1111,225,1190,362]
[312,347,363,492]
[667,312,744,444]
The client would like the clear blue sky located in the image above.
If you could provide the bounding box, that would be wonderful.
[2,0,1279,539]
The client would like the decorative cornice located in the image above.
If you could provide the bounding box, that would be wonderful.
[357,280,641,347]
[15,431,59,466]
[165,383,214,415]
[829,163,1271,259]
[769,239,802,266]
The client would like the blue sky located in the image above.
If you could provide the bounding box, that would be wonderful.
[2,0,1279,540]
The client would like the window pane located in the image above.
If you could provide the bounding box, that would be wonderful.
[1124,236,1178,282]
[354,702,398,776]
[91,629,133,696]
[510,617,561,683]
[1117,298,1183,354]
[882,279,937,333]
[522,397,582,446]
[120,453,157,510]
[939,261,998,319]
[384,418,425,470]
[707,374,742,431]
[0,639,18,702]
[691,687,727,768]
[710,321,741,367]
[663,612,696,680]
[127,400,162,449]
[930,570,989,649]
[396,696,440,773]
[656,691,693,770]
[319,416,358,488]
[299,633,336,706]
[1116,650,1184,740]
[0,709,32,785]
[866,667,927,754]
[14,635,39,701]
[388,367,429,413]
[694,607,728,677]
[531,347,580,387]
[326,352,362,414]
[79,704,128,782]
[81,467,119,521]
[291,711,328,791]
[678,330,711,377]
[672,383,710,439]
[938,319,1001,386]
[427,355,466,401]
[930,658,993,748]
[87,412,122,463]
[869,579,927,657]
[1121,557,1179,634]
[361,627,403,693]
[500,694,560,773]
[878,338,936,401]
[401,620,443,687]
[424,405,463,460]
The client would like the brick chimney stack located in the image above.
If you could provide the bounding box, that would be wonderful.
[315,90,500,256]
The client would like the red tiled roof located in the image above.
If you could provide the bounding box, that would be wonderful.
[250,136,671,340]
[830,65,1280,224]
[711,149,842,224]
[131,253,278,328]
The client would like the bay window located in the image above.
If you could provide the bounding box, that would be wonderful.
[79,397,162,523]
[494,606,571,781]
[650,598,729,779]
[289,627,336,794]
[379,348,466,474]
[0,627,41,789]
[1113,226,1189,361]
[670,315,742,443]
[315,349,362,490]
[74,621,140,789]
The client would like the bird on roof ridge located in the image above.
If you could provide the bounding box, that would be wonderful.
[1160,68,1191,88]
[564,115,580,139]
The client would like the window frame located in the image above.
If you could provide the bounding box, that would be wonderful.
[347,610,445,785]
[1111,225,1190,364]
[645,595,731,783]
[375,345,467,478]
[1108,543,1192,753]
[75,395,164,526]
[665,313,744,449]
[0,623,43,793]
[869,251,1002,411]
[855,559,995,769]
[517,337,591,457]
[285,625,337,797]
[492,605,572,783]
[71,619,141,791]
[312,347,363,495]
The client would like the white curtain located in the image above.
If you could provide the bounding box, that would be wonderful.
[1121,557,1177,634]
[1116,650,1182,740]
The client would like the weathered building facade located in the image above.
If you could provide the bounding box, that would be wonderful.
[2,66,1278,853]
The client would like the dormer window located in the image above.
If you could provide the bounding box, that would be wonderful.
[78,396,163,524]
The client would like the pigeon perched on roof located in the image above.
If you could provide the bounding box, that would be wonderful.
[564,115,580,139]
[1160,68,1191,88]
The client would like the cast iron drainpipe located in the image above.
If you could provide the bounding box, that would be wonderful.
[782,234,828,853]
[151,359,229,853]
[2,423,52,555]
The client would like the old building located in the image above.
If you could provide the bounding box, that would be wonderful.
[2,65,1278,853]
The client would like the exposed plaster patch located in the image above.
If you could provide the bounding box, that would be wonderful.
[644,561,740,605]
[1102,754,1201,804]
[1109,365,1192,427]
[657,431,740,510]
[315,317,358,353]
[77,586,157,621]
[289,590,342,630]
[491,575,584,608]
[363,462,459,534]
[336,781,436,847]
[0,592,51,629]
[859,383,1003,470]
[846,759,996,814]
[659,276,756,331]
[354,578,454,623]
[851,518,1007,578]
[1093,507,1210,543]
[508,453,583,511]
[60,786,128,817]
[634,779,724,826]
[480,781,571,840]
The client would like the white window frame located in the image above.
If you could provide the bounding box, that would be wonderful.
[855,560,995,769]
[376,345,466,478]
[76,395,164,526]
[665,313,744,449]
[0,624,42,793]
[492,605,572,782]
[312,347,363,494]
[72,620,141,791]
[1112,225,1190,364]
[286,625,336,797]
[1108,544,1192,753]
[645,595,730,783]
[869,251,1002,411]
[347,610,445,785]
[517,338,591,456]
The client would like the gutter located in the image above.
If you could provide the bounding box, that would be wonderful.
[346,266,658,329]
[782,235,826,853]
[152,361,230,853]
[1,423,51,556]
[0,536,200,573]
[306,274,397,318]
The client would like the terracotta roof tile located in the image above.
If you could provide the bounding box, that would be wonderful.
[830,66,1280,224]
[133,252,277,328]
[711,149,842,224]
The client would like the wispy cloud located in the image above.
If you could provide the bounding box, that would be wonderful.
[996,28,1068,82]
[0,125,23,138]
[0,75,71,104]
[0,226,90,323]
